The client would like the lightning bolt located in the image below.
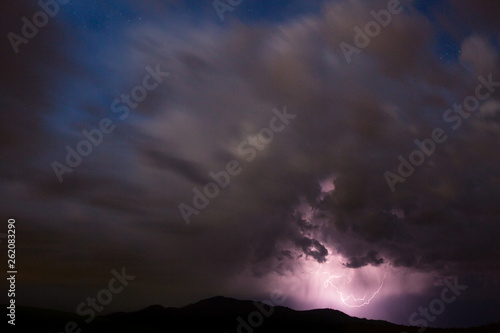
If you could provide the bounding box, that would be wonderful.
[323,272,387,307]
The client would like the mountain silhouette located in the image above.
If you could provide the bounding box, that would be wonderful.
[7,297,500,332]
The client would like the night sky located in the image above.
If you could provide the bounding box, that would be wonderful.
[1,0,499,328]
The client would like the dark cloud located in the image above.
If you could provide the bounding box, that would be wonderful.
[345,250,385,269]
[142,148,209,185]
[0,0,75,178]
[294,236,329,263]
[446,0,500,32]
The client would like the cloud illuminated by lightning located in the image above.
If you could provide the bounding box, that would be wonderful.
[277,178,388,309]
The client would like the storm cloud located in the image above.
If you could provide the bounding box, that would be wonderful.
[1,0,499,327]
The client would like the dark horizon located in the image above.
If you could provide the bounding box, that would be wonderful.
[6,295,500,333]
